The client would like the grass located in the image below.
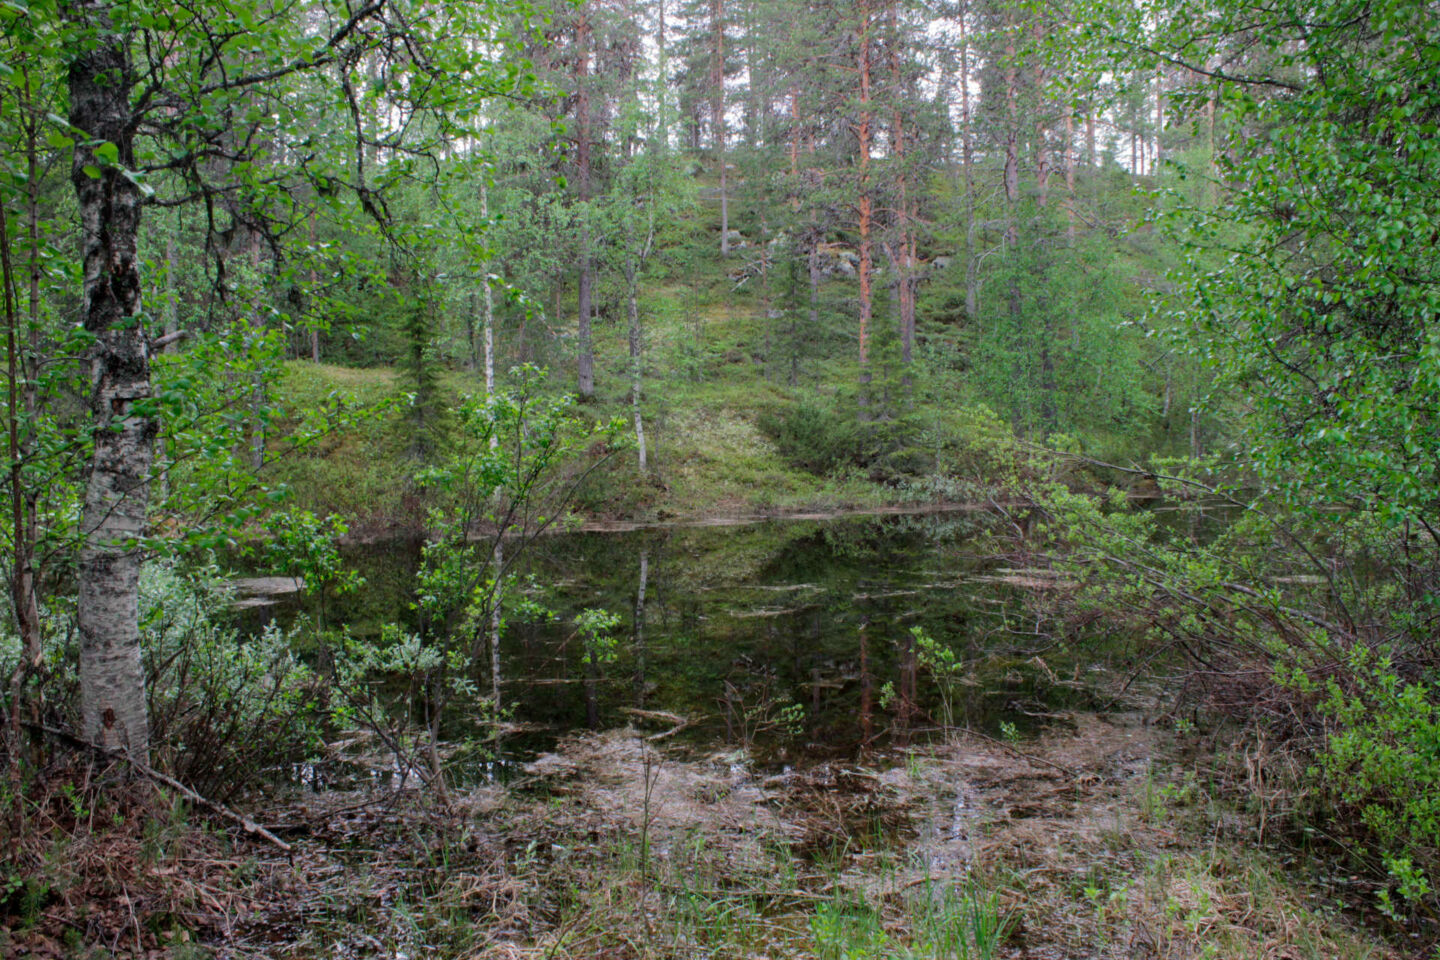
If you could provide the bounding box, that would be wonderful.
[265,349,931,528]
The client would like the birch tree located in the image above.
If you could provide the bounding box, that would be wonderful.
[53,0,526,763]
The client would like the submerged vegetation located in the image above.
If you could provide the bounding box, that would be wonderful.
[1,0,1438,954]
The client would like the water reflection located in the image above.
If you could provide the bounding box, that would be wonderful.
[238,509,1103,776]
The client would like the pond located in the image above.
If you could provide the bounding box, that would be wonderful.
[232,508,1108,783]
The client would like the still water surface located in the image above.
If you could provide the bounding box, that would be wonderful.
[236,510,1103,781]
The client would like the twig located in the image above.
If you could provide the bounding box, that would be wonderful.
[959,727,1079,777]
[25,722,293,855]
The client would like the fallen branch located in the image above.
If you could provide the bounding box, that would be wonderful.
[619,706,696,741]
[25,722,293,855]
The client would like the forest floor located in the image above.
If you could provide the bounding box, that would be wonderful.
[9,711,1394,959]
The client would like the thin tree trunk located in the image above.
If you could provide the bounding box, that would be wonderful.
[1003,11,1025,432]
[482,178,504,707]
[789,86,801,211]
[886,4,915,381]
[308,211,320,362]
[626,254,647,473]
[858,623,873,745]
[0,141,41,761]
[68,13,155,761]
[248,235,266,471]
[1064,110,1076,242]
[1033,22,1050,210]
[856,0,874,414]
[466,291,478,372]
[958,0,979,319]
[164,215,179,352]
[426,693,451,810]
[711,0,728,255]
[489,540,503,706]
[1003,19,1020,249]
[1154,47,1164,171]
[584,647,600,729]
[1033,22,1057,434]
[482,183,497,394]
[896,625,916,742]
[633,547,648,707]
[1205,89,1217,206]
[576,4,596,400]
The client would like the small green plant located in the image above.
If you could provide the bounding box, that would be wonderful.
[252,508,364,633]
[908,879,1013,960]
[58,783,89,821]
[576,607,623,666]
[912,626,970,731]
[140,795,191,865]
[1083,878,1129,950]
[811,894,889,960]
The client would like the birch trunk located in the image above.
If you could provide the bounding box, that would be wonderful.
[68,9,155,761]
[626,255,647,473]
[481,179,505,708]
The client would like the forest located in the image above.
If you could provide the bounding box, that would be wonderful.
[1,0,1437,955]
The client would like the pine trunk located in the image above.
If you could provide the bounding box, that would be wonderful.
[886,4,915,376]
[958,0,979,320]
[1064,110,1076,242]
[576,4,596,400]
[856,0,874,412]
[712,0,728,255]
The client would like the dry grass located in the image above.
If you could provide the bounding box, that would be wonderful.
[5,714,1404,959]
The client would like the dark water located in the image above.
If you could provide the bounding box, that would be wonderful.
[236,509,1106,781]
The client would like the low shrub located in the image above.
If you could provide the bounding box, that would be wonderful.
[141,563,326,801]
[758,401,927,482]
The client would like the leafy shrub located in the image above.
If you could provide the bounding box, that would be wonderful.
[1302,651,1440,914]
[141,563,325,801]
[1027,469,1440,917]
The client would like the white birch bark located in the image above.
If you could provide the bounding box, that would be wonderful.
[69,8,155,761]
